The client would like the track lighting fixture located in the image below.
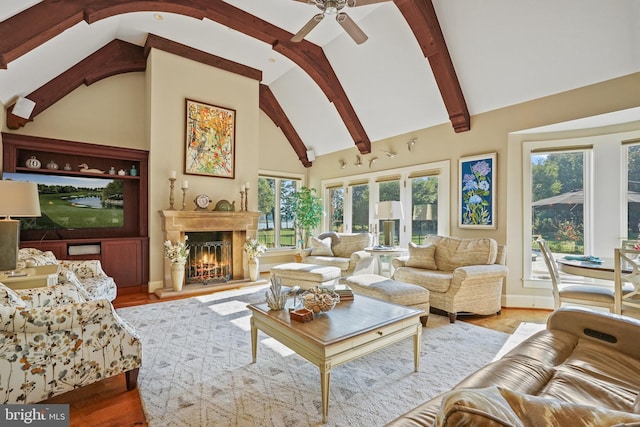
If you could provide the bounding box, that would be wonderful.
[407,138,417,151]
[369,157,378,168]
[339,159,347,169]
[355,155,362,167]
[382,150,396,158]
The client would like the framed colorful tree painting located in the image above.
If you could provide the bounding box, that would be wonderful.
[459,153,496,228]
[185,99,236,179]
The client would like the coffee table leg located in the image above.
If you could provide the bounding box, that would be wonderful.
[250,317,258,363]
[414,323,422,372]
[320,362,331,423]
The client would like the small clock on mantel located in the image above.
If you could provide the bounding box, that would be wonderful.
[194,194,211,210]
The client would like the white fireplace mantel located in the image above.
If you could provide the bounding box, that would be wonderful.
[159,210,261,288]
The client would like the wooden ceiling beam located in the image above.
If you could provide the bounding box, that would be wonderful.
[0,0,372,160]
[7,40,145,130]
[394,0,470,132]
[144,34,262,82]
[259,85,312,168]
[206,1,371,154]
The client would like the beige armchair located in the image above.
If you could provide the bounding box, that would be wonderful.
[392,236,508,322]
[18,248,117,301]
[0,282,142,403]
[300,232,375,277]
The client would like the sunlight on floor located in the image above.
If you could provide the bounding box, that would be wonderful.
[231,315,251,331]
[195,284,269,303]
[261,337,295,357]
[207,300,251,316]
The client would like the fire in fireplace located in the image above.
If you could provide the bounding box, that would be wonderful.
[186,234,232,284]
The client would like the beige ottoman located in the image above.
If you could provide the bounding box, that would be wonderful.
[344,273,430,326]
[271,263,341,289]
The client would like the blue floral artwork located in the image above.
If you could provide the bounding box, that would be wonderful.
[459,153,496,228]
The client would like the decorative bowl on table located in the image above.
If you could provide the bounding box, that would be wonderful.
[301,287,340,314]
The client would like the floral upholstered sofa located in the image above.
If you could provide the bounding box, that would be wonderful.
[300,232,375,277]
[17,248,117,301]
[0,282,142,403]
[392,235,507,322]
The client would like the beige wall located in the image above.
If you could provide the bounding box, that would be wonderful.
[308,72,640,308]
[257,110,307,176]
[3,73,147,149]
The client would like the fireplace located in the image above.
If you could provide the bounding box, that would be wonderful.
[186,232,232,284]
[159,210,260,292]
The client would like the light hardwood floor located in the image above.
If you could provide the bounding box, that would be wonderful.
[44,286,551,427]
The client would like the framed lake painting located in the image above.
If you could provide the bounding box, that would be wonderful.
[185,99,236,179]
[459,153,496,229]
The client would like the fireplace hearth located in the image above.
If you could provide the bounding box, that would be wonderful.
[159,210,260,294]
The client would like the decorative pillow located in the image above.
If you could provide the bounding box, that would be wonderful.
[406,242,437,270]
[310,237,334,256]
[435,237,498,271]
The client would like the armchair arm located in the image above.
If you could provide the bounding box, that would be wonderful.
[392,256,409,269]
[11,283,87,307]
[299,248,313,261]
[350,250,371,263]
[0,299,117,333]
[58,259,109,279]
[453,264,508,283]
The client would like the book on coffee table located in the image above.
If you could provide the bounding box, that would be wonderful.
[333,284,354,301]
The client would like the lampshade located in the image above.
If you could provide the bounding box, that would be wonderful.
[0,181,41,218]
[376,201,404,220]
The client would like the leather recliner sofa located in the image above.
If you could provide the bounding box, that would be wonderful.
[386,307,640,427]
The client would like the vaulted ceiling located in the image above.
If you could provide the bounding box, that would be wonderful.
[1,1,638,167]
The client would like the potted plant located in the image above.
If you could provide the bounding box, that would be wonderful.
[293,186,323,250]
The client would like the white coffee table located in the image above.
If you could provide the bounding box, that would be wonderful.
[248,295,424,423]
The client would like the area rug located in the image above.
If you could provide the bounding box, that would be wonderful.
[117,285,509,427]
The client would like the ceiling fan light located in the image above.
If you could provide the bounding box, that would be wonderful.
[325,0,339,14]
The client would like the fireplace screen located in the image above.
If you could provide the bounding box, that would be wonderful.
[187,241,231,284]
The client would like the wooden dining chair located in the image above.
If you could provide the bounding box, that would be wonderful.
[614,247,640,317]
[537,238,619,311]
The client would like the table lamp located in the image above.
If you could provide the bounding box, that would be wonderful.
[376,201,404,247]
[0,181,41,272]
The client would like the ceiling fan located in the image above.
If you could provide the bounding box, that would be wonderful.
[291,0,389,45]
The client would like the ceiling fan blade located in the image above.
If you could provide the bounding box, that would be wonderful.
[291,14,324,42]
[336,13,368,44]
[347,0,389,6]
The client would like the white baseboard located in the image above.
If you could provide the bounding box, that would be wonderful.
[502,293,554,310]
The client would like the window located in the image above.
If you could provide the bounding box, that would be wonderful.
[322,160,450,243]
[523,130,640,286]
[377,179,401,246]
[350,183,370,233]
[327,186,344,232]
[530,150,586,279]
[626,143,640,240]
[410,175,439,244]
[257,175,301,249]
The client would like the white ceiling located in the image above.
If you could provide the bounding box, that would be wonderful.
[1,0,639,157]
